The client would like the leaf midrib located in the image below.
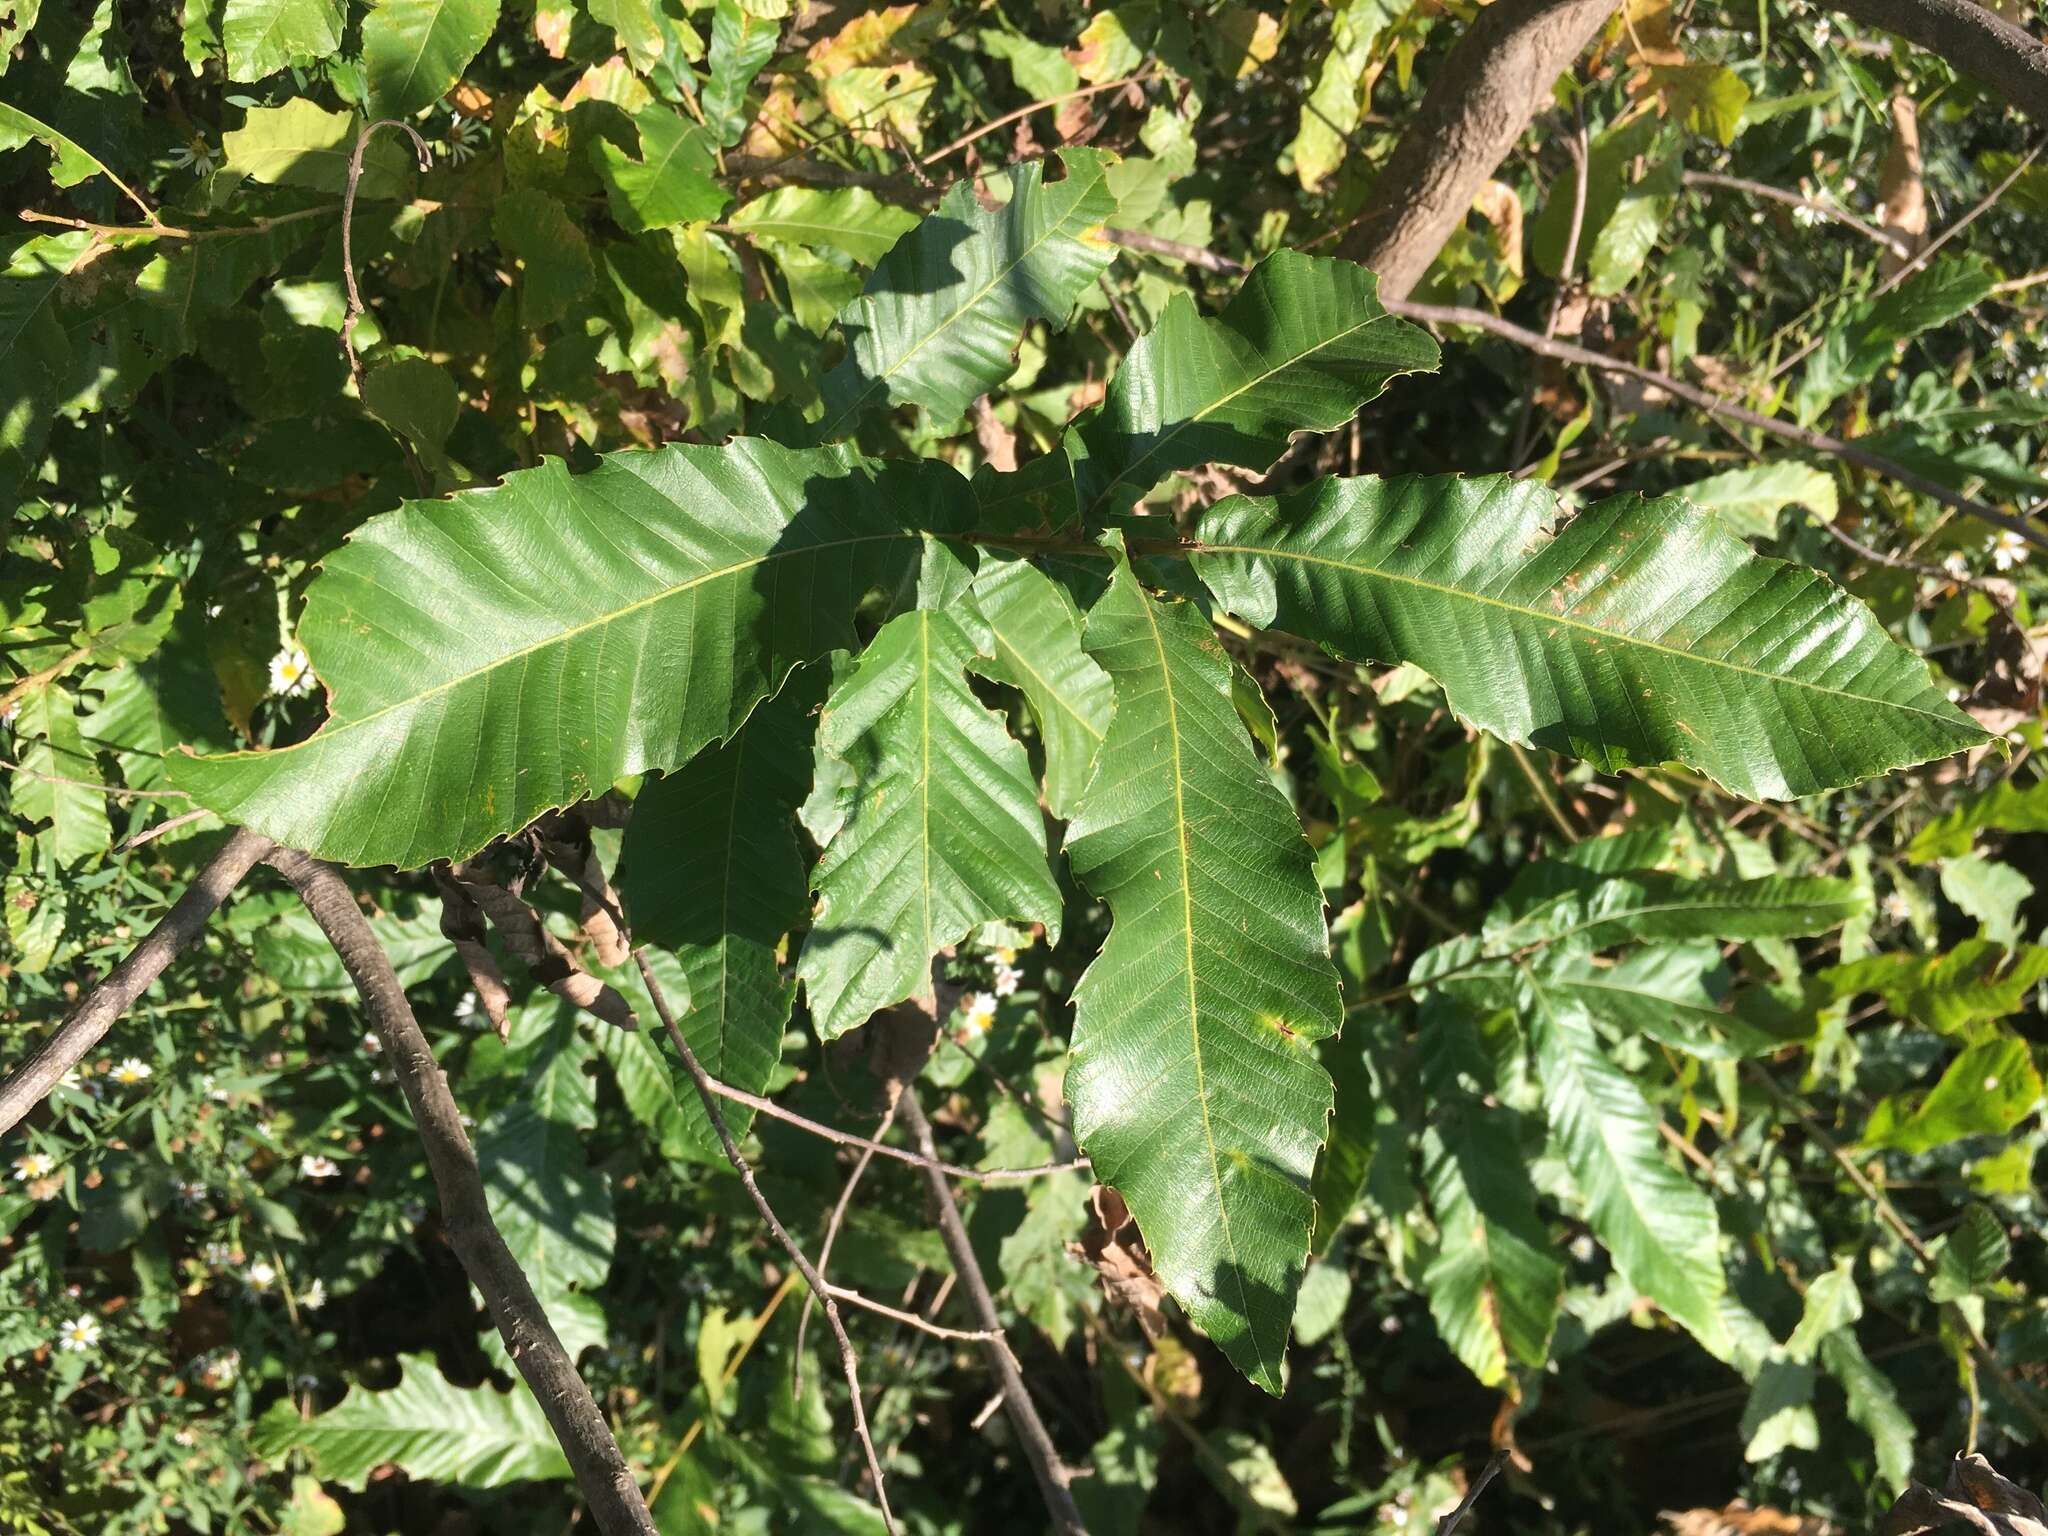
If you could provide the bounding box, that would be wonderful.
[1134,589,1268,1386]
[1200,540,1972,727]
[182,530,918,767]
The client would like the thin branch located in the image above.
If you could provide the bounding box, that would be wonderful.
[896,1086,1090,1536]
[633,952,898,1534]
[921,72,1160,167]
[1511,109,1589,469]
[699,1074,1089,1184]
[0,827,273,1136]
[825,1283,1004,1343]
[0,755,193,799]
[1768,137,2045,383]
[116,807,215,853]
[1436,1450,1509,1536]
[272,850,658,1536]
[1098,224,1246,273]
[797,1098,901,1399]
[1682,169,1910,255]
[1389,299,2048,552]
[1746,1063,2048,1443]
[340,119,432,393]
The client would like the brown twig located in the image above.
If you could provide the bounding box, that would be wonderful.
[1390,299,2048,552]
[921,73,1162,166]
[633,952,898,1534]
[0,827,273,1136]
[698,1075,1088,1184]
[796,1097,902,1400]
[339,118,432,392]
[267,849,658,1535]
[1099,224,1246,274]
[1746,1064,2048,1442]
[1683,169,1910,255]
[115,807,215,853]
[896,1086,1090,1536]
[1437,1450,1510,1536]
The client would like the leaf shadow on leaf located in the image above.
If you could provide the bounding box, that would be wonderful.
[852,215,973,300]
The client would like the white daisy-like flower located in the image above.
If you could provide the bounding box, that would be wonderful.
[173,1179,207,1203]
[244,1260,278,1295]
[197,1347,240,1387]
[1992,530,2029,571]
[991,945,1017,965]
[453,990,478,1023]
[268,645,315,698]
[2021,364,2048,396]
[1881,890,1912,924]
[300,1279,328,1311]
[992,963,1023,998]
[58,1315,101,1352]
[168,139,218,175]
[109,1058,152,1086]
[361,1031,383,1056]
[300,1155,340,1180]
[1812,16,1832,44]
[1943,552,1972,580]
[202,1242,236,1268]
[12,1153,55,1182]
[1792,202,1826,228]
[442,112,488,164]
[1569,1234,1596,1263]
[959,991,998,1037]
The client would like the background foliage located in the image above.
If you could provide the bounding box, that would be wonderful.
[4,0,2048,1532]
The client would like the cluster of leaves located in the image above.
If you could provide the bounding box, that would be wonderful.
[4,0,2048,1533]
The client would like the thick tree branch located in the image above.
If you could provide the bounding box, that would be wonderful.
[268,849,658,1536]
[1830,0,2048,119]
[896,1086,1090,1536]
[0,827,273,1136]
[1337,0,1617,300]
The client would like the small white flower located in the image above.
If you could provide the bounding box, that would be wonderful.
[168,139,218,175]
[58,1315,101,1352]
[1881,890,1912,924]
[196,1346,239,1387]
[300,1279,328,1311]
[300,1155,340,1180]
[958,991,997,1037]
[268,645,315,698]
[361,1032,383,1056]
[12,1153,55,1182]
[244,1260,278,1295]
[1991,530,2028,571]
[453,990,478,1023]
[173,1428,197,1446]
[109,1058,152,1086]
[1812,16,1832,45]
[1792,202,1825,228]
[992,962,1023,998]
[173,1179,207,1203]
[991,945,1017,965]
[1569,1234,1596,1263]
[202,1242,236,1267]
[1943,552,1972,581]
[2020,364,2048,397]
[442,112,488,164]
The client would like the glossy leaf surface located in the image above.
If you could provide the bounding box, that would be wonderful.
[1063,560,1341,1393]
[969,554,1114,819]
[168,440,945,867]
[1195,476,1985,799]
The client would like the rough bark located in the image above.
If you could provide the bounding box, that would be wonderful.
[1337,0,1618,300]
[1831,0,2048,120]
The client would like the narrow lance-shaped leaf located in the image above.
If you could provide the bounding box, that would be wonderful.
[798,550,1063,1037]
[1068,250,1438,519]
[1420,1110,1562,1388]
[249,1355,569,1490]
[1524,974,1730,1358]
[617,671,823,1146]
[167,440,950,868]
[969,555,1114,819]
[1194,476,1986,800]
[1064,558,1341,1393]
[362,0,501,119]
[814,149,1118,437]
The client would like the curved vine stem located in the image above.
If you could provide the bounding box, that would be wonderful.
[339,117,433,392]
